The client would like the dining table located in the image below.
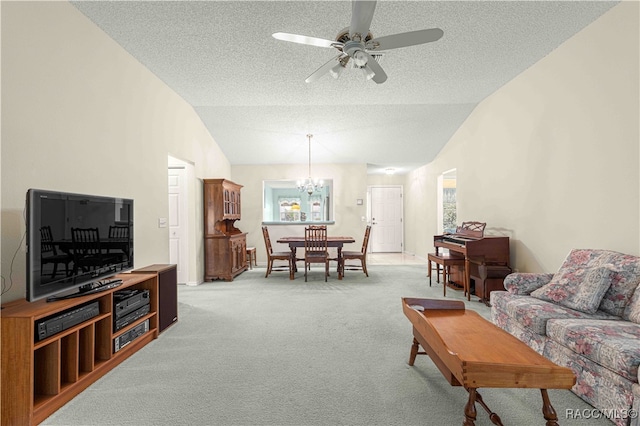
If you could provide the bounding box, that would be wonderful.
[53,238,131,257]
[276,235,355,279]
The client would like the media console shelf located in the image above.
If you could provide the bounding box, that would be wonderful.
[1,272,160,425]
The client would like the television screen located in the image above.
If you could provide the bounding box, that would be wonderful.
[26,189,134,302]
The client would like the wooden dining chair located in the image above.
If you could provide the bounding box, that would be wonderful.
[304,225,329,282]
[340,225,372,277]
[40,226,73,278]
[262,226,294,280]
[71,227,120,274]
[108,225,129,239]
[108,225,130,261]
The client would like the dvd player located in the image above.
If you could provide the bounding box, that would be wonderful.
[35,301,100,341]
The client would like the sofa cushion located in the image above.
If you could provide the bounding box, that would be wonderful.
[554,249,640,317]
[491,292,618,336]
[491,295,549,354]
[546,319,640,382]
[623,282,640,323]
[530,266,614,314]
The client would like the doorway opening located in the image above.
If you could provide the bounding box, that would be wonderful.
[437,169,457,234]
[168,155,193,284]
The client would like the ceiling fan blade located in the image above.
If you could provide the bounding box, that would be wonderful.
[305,55,344,83]
[272,32,340,49]
[350,0,377,40]
[368,28,444,51]
[363,52,387,84]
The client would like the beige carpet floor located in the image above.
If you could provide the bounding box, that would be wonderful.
[42,265,611,425]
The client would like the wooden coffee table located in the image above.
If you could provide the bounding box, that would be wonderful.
[401,297,576,426]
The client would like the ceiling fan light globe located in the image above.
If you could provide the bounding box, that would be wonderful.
[362,66,375,80]
[329,63,345,79]
[352,50,368,67]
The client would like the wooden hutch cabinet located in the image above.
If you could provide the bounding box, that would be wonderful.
[203,179,247,281]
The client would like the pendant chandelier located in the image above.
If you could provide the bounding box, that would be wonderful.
[297,134,323,196]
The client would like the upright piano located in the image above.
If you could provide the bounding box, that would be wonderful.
[433,223,510,300]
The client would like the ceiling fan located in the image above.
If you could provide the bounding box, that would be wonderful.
[272,0,443,84]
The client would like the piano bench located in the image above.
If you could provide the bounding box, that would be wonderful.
[427,253,466,296]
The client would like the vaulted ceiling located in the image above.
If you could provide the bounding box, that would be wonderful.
[71,1,617,174]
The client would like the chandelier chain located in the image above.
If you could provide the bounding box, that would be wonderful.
[298,133,323,196]
[307,134,312,177]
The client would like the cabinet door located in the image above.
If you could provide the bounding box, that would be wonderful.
[223,188,231,217]
[229,236,246,274]
[230,191,237,217]
[230,238,240,273]
[235,191,241,219]
[238,237,246,269]
[221,183,242,220]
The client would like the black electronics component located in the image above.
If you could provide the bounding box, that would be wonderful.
[113,289,150,320]
[114,319,149,352]
[113,304,150,332]
[79,278,123,293]
[35,301,100,341]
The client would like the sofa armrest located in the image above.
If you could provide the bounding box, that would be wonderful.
[503,273,555,295]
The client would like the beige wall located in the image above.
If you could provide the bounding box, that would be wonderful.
[404,1,640,273]
[1,2,230,302]
[232,163,368,264]
[366,174,406,187]
[2,1,637,302]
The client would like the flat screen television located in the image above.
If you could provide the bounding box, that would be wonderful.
[26,189,134,302]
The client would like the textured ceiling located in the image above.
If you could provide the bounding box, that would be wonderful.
[71,1,618,174]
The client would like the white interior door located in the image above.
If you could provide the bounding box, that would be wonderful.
[369,186,403,252]
[168,167,188,284]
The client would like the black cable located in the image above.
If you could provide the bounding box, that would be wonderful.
[1,206,27,296]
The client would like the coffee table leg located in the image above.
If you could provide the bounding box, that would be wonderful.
[408,338,420,366]
[540,389,560,426]
[474,390,503,425]
[464,388,477,425]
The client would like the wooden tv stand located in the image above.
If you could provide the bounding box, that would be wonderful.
[1,272,162,425]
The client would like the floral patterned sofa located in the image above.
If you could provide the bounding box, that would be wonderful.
[491,249,640,426]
